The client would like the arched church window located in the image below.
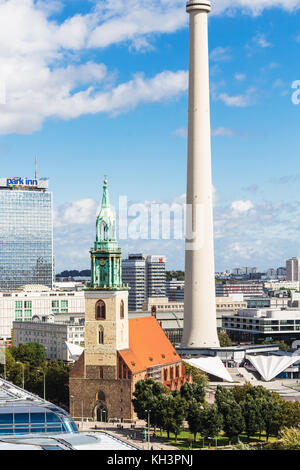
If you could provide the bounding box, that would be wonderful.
[95,300,106,320]
[120,300,124,319]
[100,221,108,241]
[98,326,104,345]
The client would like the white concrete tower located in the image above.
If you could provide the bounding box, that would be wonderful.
[181,0,220,348]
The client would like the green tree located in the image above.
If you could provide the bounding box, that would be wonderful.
[199,404,223,440]
[187,402,203,442]
[260,396,281,441]
[10,343,45,368]
[221,401,245,444]
[240,396,262,441]
[215,385,234,411]
[266,427,300,450]
[160,394,187,441]
[180,382,205,404]
[132,379,167,430]
[183,362,209,388]
[218,330,232,347]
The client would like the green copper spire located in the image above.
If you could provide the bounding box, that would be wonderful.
[95,177,117,249]
[89,177,126,291]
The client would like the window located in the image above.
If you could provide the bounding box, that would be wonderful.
[120,300,124,319]
[98,326,104,345]
[95,300,106,320]
[98,367,104,379]
[15,310,22,321]
[97,391,105,402]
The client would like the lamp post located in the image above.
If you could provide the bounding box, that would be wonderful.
[71,395,75,418]
[81,400,84,429]
[16,362,25,389]
[145,409,151,450]
[37,369,46,400]
[102,410,106,430]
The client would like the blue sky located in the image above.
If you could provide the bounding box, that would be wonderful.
[1,0,300,272]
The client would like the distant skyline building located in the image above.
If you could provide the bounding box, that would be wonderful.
[286,257,300,282]
[232,267,258,276]
[122,254,166,311]
[0,177,53,291]
[216,281,264,297]
[166,278,185,302]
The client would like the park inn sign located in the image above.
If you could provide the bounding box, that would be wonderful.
[0,177,49,190]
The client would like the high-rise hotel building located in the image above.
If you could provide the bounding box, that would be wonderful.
[0,177,53,290]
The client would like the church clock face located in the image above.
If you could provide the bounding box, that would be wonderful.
[100,259,106,266]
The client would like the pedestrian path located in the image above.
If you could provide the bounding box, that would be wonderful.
[77,421,179,450]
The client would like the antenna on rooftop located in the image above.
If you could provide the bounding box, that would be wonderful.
[35,155,37,179]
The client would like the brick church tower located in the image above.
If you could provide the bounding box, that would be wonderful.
[69,178,132,421]
[69,178,191,422]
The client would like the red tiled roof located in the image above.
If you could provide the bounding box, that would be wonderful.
[119,316,181,374]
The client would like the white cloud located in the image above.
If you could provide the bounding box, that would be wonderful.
[253,33,272,48]
[53,193,300,272]
[171,127,188,138]
[217,88,257,107]
[235,73,246,81]
[210,47,232,62]
[212,127,235,137]
[0,0,297,135]
[231,199,254,215]
[54,198,99,227]
[172,126,235,138]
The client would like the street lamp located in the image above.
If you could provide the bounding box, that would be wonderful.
[37,369,46,400]
[102,410,106,430]
[16,362,25,389]
[71,395,75,418]
[145,409,151,450]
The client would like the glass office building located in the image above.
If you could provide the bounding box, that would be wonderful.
[0,177,53,290]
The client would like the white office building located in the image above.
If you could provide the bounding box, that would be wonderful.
[13,316,85,362]
[0,287,85,340]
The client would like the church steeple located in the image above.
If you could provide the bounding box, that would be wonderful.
[89,177,125,291]
[95,178,117,249]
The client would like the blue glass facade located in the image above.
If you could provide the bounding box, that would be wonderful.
[0,189,53,290]
[0,404,78,436]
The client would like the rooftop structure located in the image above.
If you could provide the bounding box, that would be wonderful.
[0,378,137,450]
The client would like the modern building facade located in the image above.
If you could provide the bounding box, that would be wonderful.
[122,254,166,311]
[0,177,53,291]
[286,258,300,282]
[166,278,185,302]
[222,308,300,345]
[0,286,85,340]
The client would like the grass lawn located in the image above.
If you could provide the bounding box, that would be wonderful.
[156,430,277,450]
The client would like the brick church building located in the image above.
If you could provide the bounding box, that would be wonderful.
[69,179,191,422]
